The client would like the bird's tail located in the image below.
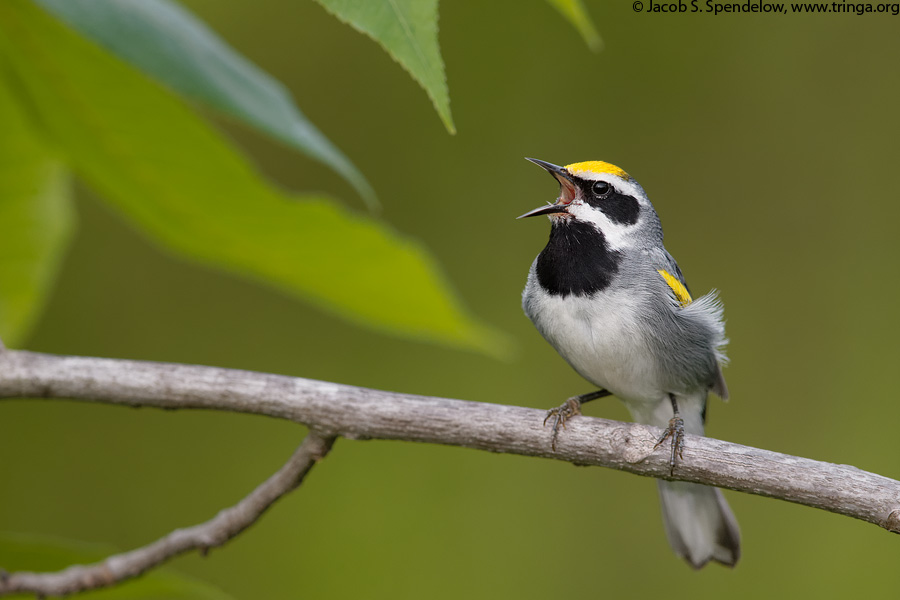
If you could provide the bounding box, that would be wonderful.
[657,479,741,568]
[627,393,740,568]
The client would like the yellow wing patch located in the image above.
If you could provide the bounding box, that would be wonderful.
[565,161,631,180]
[657,269,692,307]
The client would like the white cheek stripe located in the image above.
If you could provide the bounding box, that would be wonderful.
[567,202,636,251]
[562,172,647,251]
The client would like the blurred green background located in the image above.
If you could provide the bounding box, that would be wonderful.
[3,0,900,597]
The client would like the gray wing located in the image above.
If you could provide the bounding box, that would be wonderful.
[648,248,730,402]
[651,248,692,296]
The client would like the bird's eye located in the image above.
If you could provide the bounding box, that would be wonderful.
[592,181,611,197]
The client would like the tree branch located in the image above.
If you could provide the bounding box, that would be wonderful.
[0,431,335,597]
[0,347,898,594]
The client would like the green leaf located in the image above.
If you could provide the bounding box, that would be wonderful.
[0,75,73,348]
[34,0,378,210]
[546,0,603,52]
[314,0,455,134]
[0,0,507,357]
[0,532,235,599]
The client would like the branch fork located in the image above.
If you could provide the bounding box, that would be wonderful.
[0,348,897,596]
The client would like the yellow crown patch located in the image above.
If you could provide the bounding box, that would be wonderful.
[565,161,631,180]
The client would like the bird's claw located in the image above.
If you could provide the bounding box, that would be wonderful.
[654,415,685,475]
[543,397,582,451]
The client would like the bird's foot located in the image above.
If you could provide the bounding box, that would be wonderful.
[654,415,686,476]
[543,397,583,451]
[542,390,611,451]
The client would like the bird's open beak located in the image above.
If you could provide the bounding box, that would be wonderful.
[517,158,578,219]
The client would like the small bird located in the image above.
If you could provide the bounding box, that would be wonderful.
[519,158,740,568]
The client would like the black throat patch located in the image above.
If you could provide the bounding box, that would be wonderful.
[535,219,621,296]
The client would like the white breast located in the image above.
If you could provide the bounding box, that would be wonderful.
[523,274,666,404]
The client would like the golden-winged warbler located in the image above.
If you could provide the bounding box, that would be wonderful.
[519,158,740,568]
